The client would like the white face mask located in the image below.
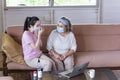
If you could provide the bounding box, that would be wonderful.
[56,26,64,33]
[34,26,40,32]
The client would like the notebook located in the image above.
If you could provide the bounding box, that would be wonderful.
[58,62,89,78]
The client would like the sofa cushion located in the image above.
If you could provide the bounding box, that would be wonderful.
[75,51,120,67]
[1,33,25,65]
[7,62,35,70]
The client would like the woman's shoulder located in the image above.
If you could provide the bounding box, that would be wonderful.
[69,31,75,36]
[23,31,32,37]
[23,31,29,35]
[48,29,58,38]
[51,29,57,34]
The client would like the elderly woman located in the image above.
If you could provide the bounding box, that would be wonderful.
[47,17,77,72]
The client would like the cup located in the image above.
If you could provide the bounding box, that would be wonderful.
[87,69,95,79]
[84,69,95,80]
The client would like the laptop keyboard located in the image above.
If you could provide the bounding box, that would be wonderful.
[66,73,71,76]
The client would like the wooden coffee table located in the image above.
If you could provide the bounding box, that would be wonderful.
[31,69,118,80]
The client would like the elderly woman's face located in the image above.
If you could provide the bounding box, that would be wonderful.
[57,22,67,32]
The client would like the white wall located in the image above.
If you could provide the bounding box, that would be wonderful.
[0,0,4,47]
[5,8,51,28]
[3,0,120,28]
[4,7,98,28]
[102,0,120,23]
[54,8,97,24]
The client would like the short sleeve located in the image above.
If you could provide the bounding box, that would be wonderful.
[47,30,56,51]
[70,32,77,52]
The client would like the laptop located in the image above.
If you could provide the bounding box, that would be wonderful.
[58,62,89,78]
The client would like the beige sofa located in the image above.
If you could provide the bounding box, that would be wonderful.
[1,24,120,76]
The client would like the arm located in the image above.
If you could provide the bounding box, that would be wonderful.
[47,30,54,51]
[47,30,62,59]
[61,32,77,60]
[64,49,75,58]
[61,49,75,60]
[50,49,62,59]
[30,27,44,49]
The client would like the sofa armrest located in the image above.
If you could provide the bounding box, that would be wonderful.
[1,51,8,76]
[2,51,7,68]
[0,50,3,71]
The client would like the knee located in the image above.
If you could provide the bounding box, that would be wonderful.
[64,61,74,69]
[46,60,52,68]
[64,60,74,65]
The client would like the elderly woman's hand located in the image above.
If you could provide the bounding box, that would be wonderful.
[60,55,68,61]
[54,53,62,60]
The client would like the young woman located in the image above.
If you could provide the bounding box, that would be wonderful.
[47,17,77,72]
[22,16,56,71]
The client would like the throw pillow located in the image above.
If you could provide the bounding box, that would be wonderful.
[1,32,26,65]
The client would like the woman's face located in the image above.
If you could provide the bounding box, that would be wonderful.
[34,20,41,27]
[29,20,40,33]
[57,22,67,32]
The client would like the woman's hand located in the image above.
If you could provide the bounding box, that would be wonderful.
[38,26,44,37]
[60,55,68,61]
[54,53,62,60]
[61,50,75,60]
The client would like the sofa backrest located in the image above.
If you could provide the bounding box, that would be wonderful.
[7,25,56,53]
[7,24,120,53]
[73,25,120,52]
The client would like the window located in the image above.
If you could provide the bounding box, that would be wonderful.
[5,0,97,7]
[6,0,49,7]
[54,0,96,6]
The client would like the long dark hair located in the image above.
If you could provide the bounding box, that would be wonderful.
[61,17,72,32]
[23,16,39,31]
